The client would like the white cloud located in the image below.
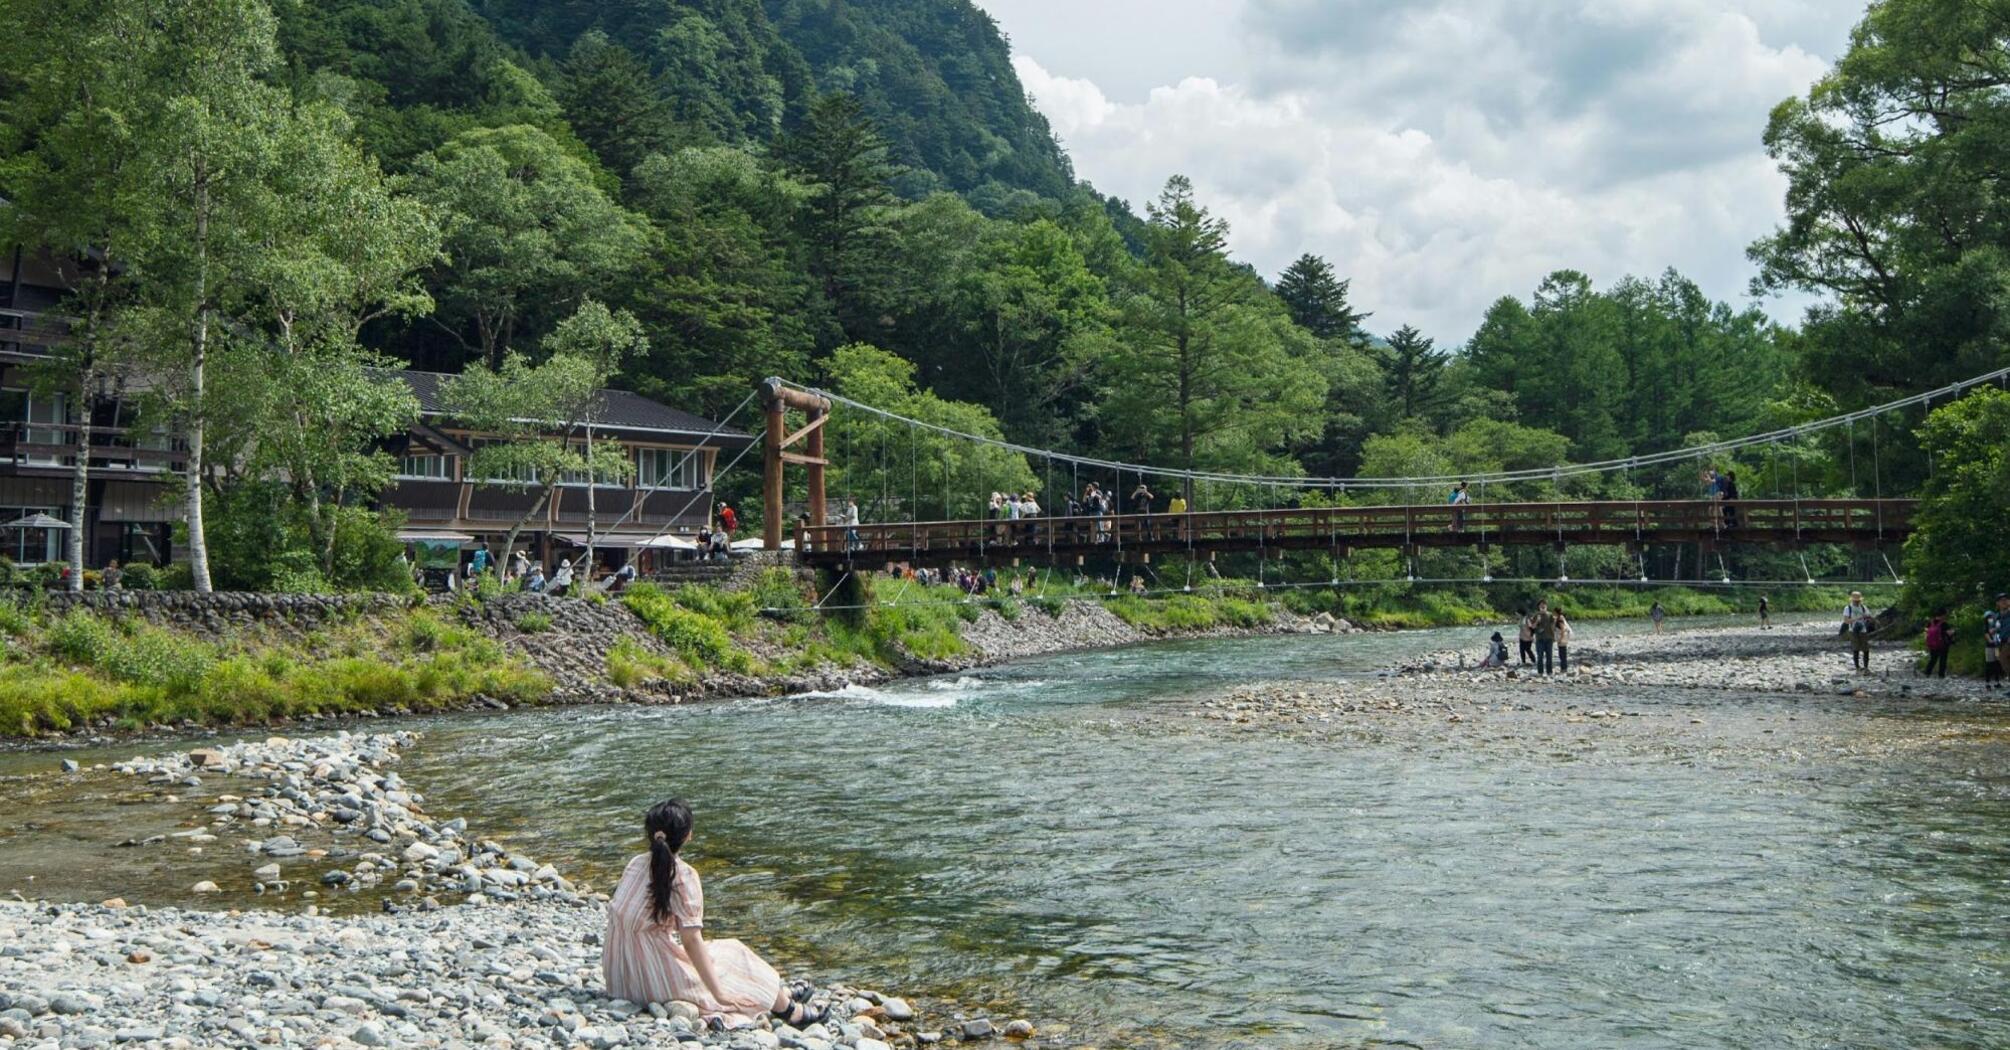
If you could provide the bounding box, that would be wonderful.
[993,0,1855,341]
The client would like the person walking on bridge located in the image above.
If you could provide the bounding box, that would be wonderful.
[1842,590,1873,673]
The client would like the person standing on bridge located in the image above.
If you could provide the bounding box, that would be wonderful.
[1702,467,1724,529]
[1131,481,1156,541]
[1843,590,1873,673]
[1449,481,1470,531]
[842,499,862,553]
[1167,491,1189,542]
[1533,600,1557,675]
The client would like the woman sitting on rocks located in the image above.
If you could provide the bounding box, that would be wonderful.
[603,799,828,1030]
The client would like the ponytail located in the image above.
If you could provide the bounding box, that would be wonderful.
[643,799,693,926]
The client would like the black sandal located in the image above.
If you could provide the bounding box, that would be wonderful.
[775,1000,829,1028]
[788,979,818,1003]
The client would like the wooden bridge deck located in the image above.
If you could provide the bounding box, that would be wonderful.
[796,499,1916,568]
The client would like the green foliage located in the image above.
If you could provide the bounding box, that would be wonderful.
[606,637,689,689]
[1904,389,2010,617]
[1750,0,2010,487]
[670,585,758,633]
[825,344,1037,519]
[0,605,550,735]
[1097,176,1327,486]
[514,610,553,634]
[749,567,813,624]
[119,563,160,592]
[1105,591,1275,633]
[203,484,412,593]
[622,583,752,673]
[403,124,650,363]
[1276,253,1371,344]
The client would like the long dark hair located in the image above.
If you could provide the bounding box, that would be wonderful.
[645,799,694,925]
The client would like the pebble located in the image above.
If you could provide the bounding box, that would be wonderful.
[5,733,937,1050]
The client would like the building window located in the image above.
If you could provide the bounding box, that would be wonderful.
[0,390,73,466]
[468,440,535,484]
[398,453,454,481]
[0,506,63,564]
[637,448,700,490]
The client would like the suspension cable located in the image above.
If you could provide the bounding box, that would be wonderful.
[778,364,2010,491]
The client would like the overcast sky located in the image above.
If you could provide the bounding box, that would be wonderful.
[974,0,1863,343]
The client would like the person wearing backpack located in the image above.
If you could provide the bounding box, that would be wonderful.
[1922,610,1953,679]
[1985,594,2010,690]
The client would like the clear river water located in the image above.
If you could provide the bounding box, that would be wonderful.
[4,617,2008,1048]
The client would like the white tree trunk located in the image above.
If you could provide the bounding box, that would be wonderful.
[185,187,213,594]
[66,388,89,592]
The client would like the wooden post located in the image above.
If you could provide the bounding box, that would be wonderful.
[762,384,785,551]
[805,404,827,539]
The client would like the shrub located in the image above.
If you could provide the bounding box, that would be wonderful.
[624,585,750,672]
[120,563,160,591]
[515,611,553,634]
[671,585,757,633]
[750,568,813,624]
[607,638,688,688]
[0,600,34,638]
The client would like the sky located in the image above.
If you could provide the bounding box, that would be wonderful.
[973,0,1864,343]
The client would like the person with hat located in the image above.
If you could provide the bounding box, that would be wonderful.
[1842,590,1873,673]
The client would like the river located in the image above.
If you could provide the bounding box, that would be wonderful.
[4,617,2008,1048]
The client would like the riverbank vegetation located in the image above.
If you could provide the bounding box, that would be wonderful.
[0,605,549,737]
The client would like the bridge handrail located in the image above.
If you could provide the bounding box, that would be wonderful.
[795,498,1915,557]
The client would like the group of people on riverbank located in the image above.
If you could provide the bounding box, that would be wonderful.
[1480,600,1573,675]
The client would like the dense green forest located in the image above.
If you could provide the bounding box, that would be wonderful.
[0,0,2002,619]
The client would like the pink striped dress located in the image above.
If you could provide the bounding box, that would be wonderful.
[602,854,783,1027]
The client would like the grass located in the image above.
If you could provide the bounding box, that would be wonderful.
[606,637,691,689]
[1106,588,1277,632]
[1,607,551,737]
[514,611,554,634]
[622,584,754,674]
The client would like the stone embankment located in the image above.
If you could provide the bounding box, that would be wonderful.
[7,733,1027,1049]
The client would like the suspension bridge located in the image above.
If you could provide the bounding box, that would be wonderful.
[742,376,1957,576]
[587,368,2010,593]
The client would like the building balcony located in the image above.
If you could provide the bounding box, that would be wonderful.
[0,422,188,475]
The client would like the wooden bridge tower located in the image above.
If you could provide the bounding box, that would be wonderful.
[758,378,831,551]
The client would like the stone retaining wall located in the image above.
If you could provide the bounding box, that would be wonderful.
[39,591,415,632]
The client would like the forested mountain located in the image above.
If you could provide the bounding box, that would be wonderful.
[463,0,1070,202]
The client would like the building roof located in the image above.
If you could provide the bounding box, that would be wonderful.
[391,370,752,442]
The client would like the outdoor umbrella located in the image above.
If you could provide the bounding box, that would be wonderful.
[0,513,70,530]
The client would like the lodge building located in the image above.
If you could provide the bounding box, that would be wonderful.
[0,245,750,573]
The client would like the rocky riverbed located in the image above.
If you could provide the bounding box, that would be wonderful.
[4,734,1030,1050]
[1175,620,2010,752]
[1400,619,1995,700]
